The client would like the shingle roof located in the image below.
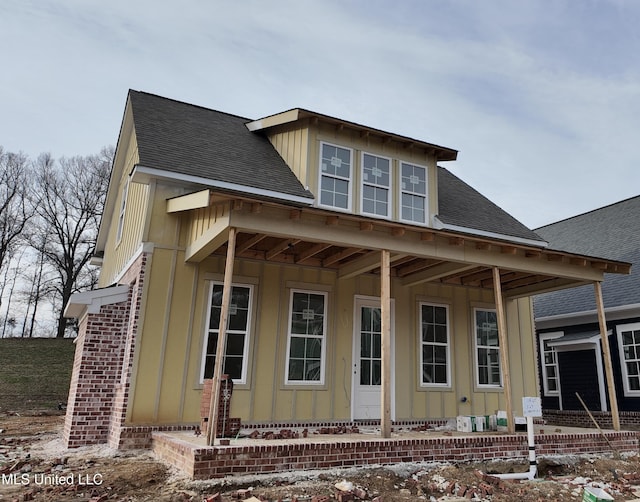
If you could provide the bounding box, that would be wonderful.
[437,167,546,243]
[127,90,545,244]
[128,90,314,201]
[533,196,640,318]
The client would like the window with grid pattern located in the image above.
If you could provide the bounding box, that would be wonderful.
[286,290,327,384]
[420,303,450,386]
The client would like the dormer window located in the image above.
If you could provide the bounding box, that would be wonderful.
[319,142,352,211]
[400,162,427,224]
[361,153,391,218]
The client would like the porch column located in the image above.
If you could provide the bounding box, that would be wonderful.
[380,249,392,438]
[594,281,621,431]
[492,267,515,434]
[207,227,237,446]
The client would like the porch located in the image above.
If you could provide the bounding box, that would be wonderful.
[151,421,640,479]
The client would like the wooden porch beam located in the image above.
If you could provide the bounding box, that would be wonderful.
[296,242,332,264]
[237,233,267,254]
[322,247,362,267]
[401,262,477,287]
[380,249,392,438]
[338,252,408,280]
[492,267,515,434]
[266,239,300,260]
[594,281,621,431]
[207,226,237,446]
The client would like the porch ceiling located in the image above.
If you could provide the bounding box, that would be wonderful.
[181,197,631,299]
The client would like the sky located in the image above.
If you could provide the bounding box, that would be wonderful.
[1,0,639,229]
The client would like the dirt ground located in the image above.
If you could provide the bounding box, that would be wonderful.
[2,413,640,501]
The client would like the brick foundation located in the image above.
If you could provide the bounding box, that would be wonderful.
[543,409,640,430]
[152,429,640,479]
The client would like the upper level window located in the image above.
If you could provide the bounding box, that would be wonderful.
[474,308,502,387]
[201,283,253,384]
[400,162,427,224]
[419,302,450,386]
[361,153,391,218]
[319,142,352,211]
[539,332,562,396]
[617,323,640,396]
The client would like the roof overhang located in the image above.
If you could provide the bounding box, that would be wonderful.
[547,330,611,352]
[64,284,129,319]
[132,165,315,207]
[246,108,458,162]
[536,303,640,330]
[174,193,630,299]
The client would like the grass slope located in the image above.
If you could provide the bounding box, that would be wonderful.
[0,338,75,412]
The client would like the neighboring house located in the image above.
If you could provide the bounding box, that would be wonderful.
[62,90,629,449]
[534,196,640,422]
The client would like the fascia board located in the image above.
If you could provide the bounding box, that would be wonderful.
[132,165,314,206]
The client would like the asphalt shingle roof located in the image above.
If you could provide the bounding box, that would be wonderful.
[437,167,546,243]
[127,90,545,244]
[533,196,640,318]
[129,90,314,201]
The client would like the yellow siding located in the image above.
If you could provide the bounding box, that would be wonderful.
[268,126,310,188]
[98,132,150,287]
[130,249,540,425]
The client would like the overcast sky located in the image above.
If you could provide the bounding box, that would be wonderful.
[1,0,639,229]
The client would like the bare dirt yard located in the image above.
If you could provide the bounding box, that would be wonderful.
[2,412,640,502]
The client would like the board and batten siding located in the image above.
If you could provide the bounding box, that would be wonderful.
[127,250,538,424]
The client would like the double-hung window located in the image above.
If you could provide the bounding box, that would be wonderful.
[419,303,450,386]
[539,332,562,396]
[474,308,502,387]
[319,142,352,211]
[361,153,391,218]
[617,323,640,396]
[400,162,427,224]
[285,290,327,384]
[201,283,253,384]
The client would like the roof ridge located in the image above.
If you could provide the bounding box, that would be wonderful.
[128,89,253,122]
[535,194,640,230]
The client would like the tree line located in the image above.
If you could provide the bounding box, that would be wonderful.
[0,145,113,338]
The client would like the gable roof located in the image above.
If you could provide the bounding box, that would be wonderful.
[128,90,314,203]
[534,195,640,319]
[436,167,546,245]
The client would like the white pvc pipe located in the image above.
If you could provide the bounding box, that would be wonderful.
[494,415,537,480]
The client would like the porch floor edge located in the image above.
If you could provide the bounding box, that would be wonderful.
[151,428,640,480]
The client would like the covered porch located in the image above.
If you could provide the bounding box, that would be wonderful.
[168,190,631,443]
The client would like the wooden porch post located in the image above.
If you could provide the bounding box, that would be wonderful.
[207,227,237,446]
[380,249,392,438]
[492,267,515,434]
[594,281,621,431]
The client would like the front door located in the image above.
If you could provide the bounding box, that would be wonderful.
[352,296,394,420]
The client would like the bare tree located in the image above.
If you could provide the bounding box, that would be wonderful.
[30,147,113,338]
[0,147,31,282]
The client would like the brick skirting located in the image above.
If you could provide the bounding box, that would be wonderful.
[152,429,640,479]
[543,410,640,430]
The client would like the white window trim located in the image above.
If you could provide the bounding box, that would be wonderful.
[318,141,353,213]
[539,331,563,396]
[616,322,640,397]
[199,281,254,385]
[359,151,392,219]
[473,308,502,388]
[285,289,328,386]
[399,161,428,226]
[116,179,129,244]
[418,302,451,388]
